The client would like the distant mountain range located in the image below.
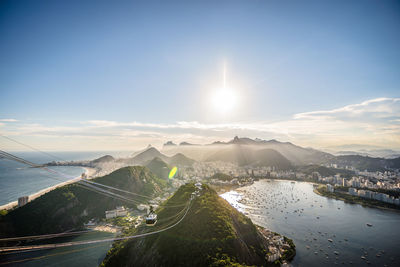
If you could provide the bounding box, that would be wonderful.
[162,136,333,166]
[330,155,400,172]
[160,136,400,171]
[125,147,195,167]
[84,136,400,173]
[325,144,400,159]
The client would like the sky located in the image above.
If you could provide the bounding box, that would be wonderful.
[0,0,399,151]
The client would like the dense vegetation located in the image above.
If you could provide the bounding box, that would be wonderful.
[332,155,400,172]
[0,166,166,239]
[102,184,274,266]
[145,157,171,180]
[209,172,234,181]
[297,165,355,178]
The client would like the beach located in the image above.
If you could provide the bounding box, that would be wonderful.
[0,167,97,211]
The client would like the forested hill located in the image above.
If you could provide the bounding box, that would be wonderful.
[0,166,166,238]
[102,184,282,266]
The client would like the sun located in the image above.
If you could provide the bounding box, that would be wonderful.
[212,88,237,114]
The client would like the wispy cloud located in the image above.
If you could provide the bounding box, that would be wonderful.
[294,98,400,120]
[1,98,399,150]
[0,119,18,122]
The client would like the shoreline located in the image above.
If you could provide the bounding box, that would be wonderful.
[0,167,97,211]
[218,182,296,264]
[313,186,400,213]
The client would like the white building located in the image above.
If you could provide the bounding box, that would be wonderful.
[348,187,358,196]
[105,206,128,219]
[327,184,334,193]
[18,196,29,207]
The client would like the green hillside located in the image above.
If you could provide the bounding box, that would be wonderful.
[102,184,291,266]
[167,153,196,166]
[145,157,171,179]
[297,165,355,178]
[0,166,166,238]
[209,172,234,181]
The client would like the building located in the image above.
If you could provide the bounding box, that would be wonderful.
[195,182,202,190]
[105,206,128,219]
[116,206,128,217]
[327,184,334,193]
[348,187,357,196]
[18,196,29,207]
[105,210,117,219]
[84,219,96,228]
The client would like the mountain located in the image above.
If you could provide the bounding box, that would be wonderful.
[161,137,400,171]
[0,166,166,238]
[207,146,292,170]
[179,141,196,146]
[145,157,171,180]
[296,165,355,178]
[163,141,177,147]
[145,153,196,179]
[167,153,195,166]
[128,147,169,165]
[163,136,334,165]
[90,155,115,164]
[332,155,400,172]
[101,183,295,266]
[325,144,400,159]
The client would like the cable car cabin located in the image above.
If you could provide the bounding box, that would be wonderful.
[145,213,157,226]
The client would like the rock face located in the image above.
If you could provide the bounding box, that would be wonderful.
[102,184,274,266]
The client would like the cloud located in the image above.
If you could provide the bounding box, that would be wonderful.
[1,97,399,150]
[0,119,18,122]
[294,97,400,120]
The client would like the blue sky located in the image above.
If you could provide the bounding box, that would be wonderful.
[0,0,399,151]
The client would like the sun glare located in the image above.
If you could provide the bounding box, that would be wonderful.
[212,88,237,114]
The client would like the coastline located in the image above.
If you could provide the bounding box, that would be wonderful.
[313,185,400,213]
[0,167,97,211]
[218,181,296,265]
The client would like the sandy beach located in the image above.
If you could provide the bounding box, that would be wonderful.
[0,167,97,211]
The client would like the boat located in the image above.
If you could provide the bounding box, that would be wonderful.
[366,223,373,227]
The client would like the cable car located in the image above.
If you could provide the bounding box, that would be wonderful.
[146,212,157,226]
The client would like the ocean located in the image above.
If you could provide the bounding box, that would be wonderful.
[0,151,131,207]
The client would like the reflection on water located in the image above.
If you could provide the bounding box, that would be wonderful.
[221,180,400,267]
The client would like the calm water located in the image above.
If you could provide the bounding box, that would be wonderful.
[0,151,131,206]
[221,180,400,267]
[1,231,116,266]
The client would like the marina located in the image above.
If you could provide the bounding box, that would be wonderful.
[221,179,400,266]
